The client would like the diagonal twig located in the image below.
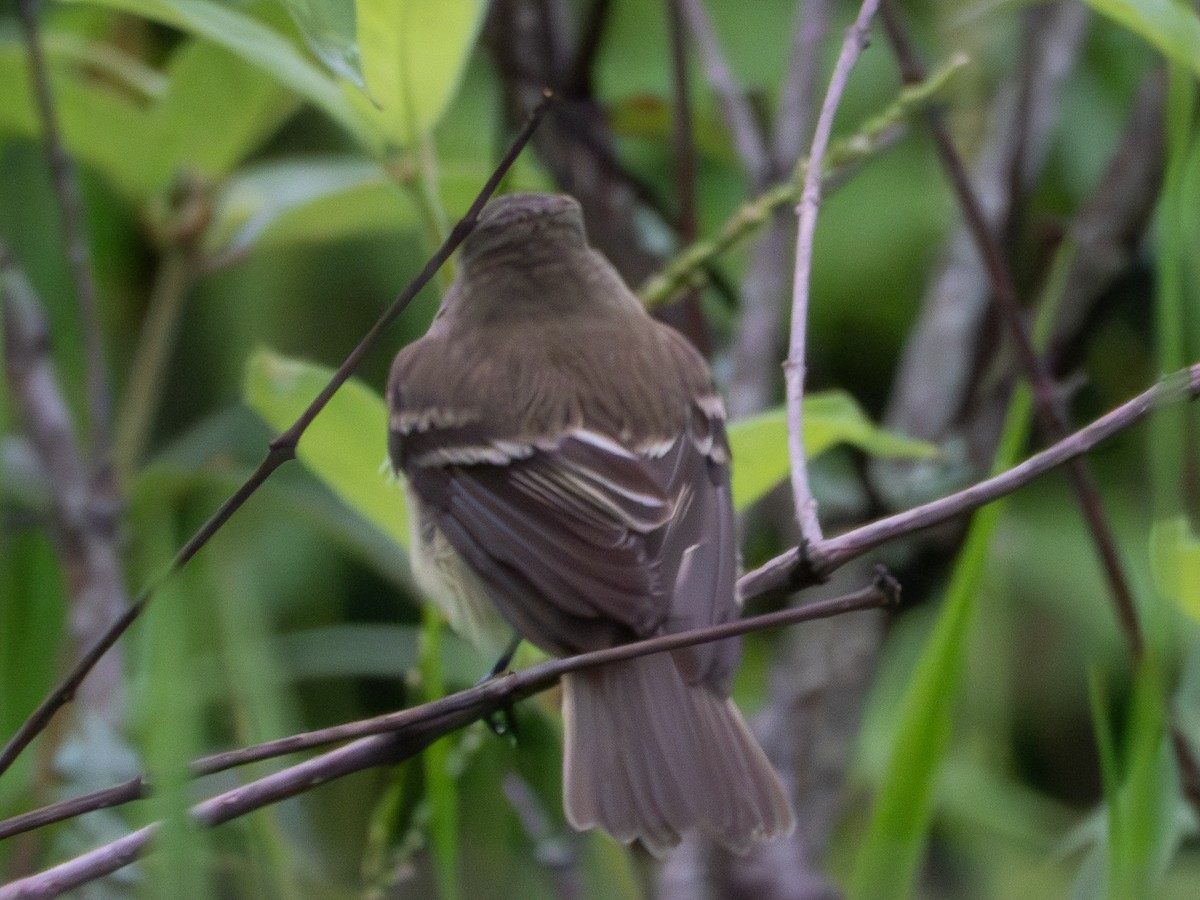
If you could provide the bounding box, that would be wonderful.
[0,92,555,782]
[880,0,1144,659]
[11,359,1200,850]
[0,581,895,894]
[743,363,1200,597]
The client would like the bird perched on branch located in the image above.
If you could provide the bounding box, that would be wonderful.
[387,192,793,855]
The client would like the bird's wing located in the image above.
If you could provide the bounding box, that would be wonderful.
[399,427,674,656]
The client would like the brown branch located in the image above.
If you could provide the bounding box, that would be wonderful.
[880,0,1144,660]
[0,580,894,894]
[0,778,146,842]
[742,363,1200,597]
[785,0,880,552]
[0,92,555,781]
[15,0,112,459]
[8,357,1200,862]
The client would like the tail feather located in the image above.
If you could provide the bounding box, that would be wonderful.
[562,653,794,856]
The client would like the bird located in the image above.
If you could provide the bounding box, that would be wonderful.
[387,192,794,855]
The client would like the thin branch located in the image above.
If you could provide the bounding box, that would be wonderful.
[9,358,1200,854]
[741,363,1200,597]
[680,0,772,186]
[0,778,146,842]
[785,0,880,553]
[0,581,894,893]
[15,0,112,459]
[880,1,1144,660]
[0,92,555,782]
[640,52,967,308]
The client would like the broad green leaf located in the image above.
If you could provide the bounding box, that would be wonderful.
[346,0,487,148]
[2,33,298,200]
[275,0,365,87]
[243,348,407,548]
[142,40,298,195]
[728,392,936,510]
[204,157,416,262]
[74,0,372,148]
[1080,0,1200,79]
[0,40,150,198]
[1150,517,1200,622]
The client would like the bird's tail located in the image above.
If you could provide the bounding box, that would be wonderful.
[561,652,795,856]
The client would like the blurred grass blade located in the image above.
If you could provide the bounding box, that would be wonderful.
[420,604,460,900]
[849,359,1038,898]
[244,348,408,548]
[1088,661,1176,899]
[728,391,936,511]
[276,0,365,87]
[1080,0,1200,78]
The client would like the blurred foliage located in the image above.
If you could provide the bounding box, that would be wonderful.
[2,0,1200,898]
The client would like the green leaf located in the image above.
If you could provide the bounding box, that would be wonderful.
[345,0,487,148]
[1149,517,1200,623]
[728,391,936,511]
[139,39,299,196]
[75,0,372,148]
[204,156,416,263]
[0,39,151,198]
[1080,0,1200,78]
[243,348,408,548]
[275,0,365,87]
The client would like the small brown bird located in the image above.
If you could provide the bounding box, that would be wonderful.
[387,193,794,854]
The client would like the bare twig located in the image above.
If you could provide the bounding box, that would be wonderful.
[881,1,1144,659]
[8,358,1200,858]
[680,0,772,186]
[0,778,146,842]
[876,0,1087,474]
[15,0,112,457]
[0,93,554,781]
[640,53,967,309]
[785,0,880,552]
[0,581,894,894]
[728,0,832,419]
[741,363,1200,597]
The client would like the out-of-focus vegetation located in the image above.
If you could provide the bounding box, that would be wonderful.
[1,0,1199,897]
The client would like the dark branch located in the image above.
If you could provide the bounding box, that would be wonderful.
[0,92,555,781]
[879,0,1144,660]
[742,364,1200,597]
[0,580,893,891]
